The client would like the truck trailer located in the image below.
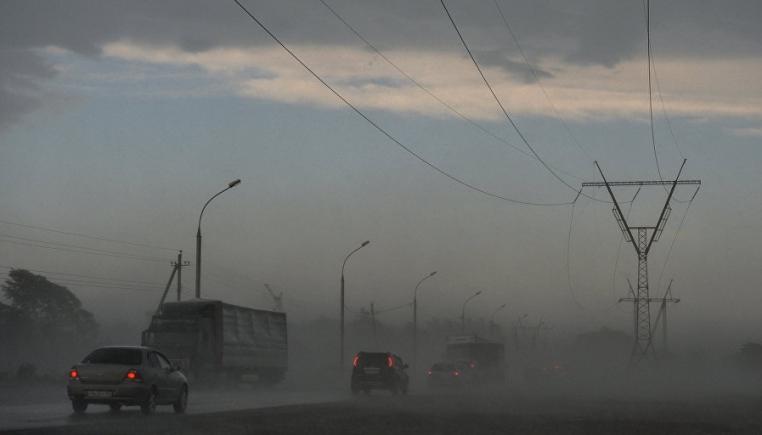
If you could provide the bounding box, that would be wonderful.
[141,299,287,383]
[445,335,505,384]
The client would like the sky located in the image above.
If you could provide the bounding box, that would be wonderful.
[1,0,761,350]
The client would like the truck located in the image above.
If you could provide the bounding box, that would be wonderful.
[141,299,287,384]
[444,335,505,384]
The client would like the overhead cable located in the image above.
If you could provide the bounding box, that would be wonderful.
[318,0,584,183]
[233,0,574,207]
[0,218,176,252]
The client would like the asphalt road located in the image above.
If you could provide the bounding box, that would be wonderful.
[0,382,346,432]
[3,385,762,435]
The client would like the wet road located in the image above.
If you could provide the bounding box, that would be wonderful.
[0,383,346,431]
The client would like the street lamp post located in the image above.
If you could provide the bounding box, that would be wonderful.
[489,303,507,337]
[340,240,370,370]
[413,271,437,374]
[460,290,482,333]
[195,179,241,299]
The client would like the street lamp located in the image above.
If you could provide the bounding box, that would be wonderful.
[195,178,241,299]
[460,290,482,333]
[490,303,507,337]
[413,271,437,374]
[339,240,370,370]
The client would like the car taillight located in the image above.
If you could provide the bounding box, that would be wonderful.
[352,355,360,368]
[69,369,79,380]
[469,360,476,369]
[124,369,143,382]
[427,370,432,376]
[452,370,460,377]
[387,356,394,368]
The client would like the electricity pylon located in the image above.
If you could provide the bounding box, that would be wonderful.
[620,278,679,357]
[264,283,284,312]
[583,159,699,363]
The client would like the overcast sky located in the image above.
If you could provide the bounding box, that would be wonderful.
[1,0,761,348]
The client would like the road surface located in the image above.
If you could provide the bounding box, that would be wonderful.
[0,382,346,432]
[3,385,762,434]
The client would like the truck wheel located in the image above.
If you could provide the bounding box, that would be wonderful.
[71,399,88,414]
[173,385,188,414]
[141,389,157,415]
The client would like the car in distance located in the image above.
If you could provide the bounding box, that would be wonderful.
[426,361,473,389]
[350,351,409,395]
[67,346,188,415]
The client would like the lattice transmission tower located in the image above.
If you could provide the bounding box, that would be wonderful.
[583,159,699,363]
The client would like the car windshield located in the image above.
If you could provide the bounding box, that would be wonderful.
[82,348,142,365]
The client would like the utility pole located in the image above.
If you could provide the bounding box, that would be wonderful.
[172,250,190,302]
[585,159,699,363]
[156,261,179,315]
[264,283,284,312]
[339,240,370,371]
[412,271,437,376]
[370,302,377,345]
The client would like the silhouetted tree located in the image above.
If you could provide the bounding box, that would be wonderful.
[1,269,98,372]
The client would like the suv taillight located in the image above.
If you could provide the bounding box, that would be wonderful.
[124,369,143,382]
[387,356,394,368]
[69,369,79,380]
[352,355,360,368]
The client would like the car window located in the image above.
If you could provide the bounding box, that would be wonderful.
[82,348,142,365]
[147,352,160,368]
[156,353,172,369]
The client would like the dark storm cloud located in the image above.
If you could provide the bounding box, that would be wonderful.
[0,0,760,128]
[0,50,56,130]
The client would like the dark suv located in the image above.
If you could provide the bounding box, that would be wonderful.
[350,352,409,395]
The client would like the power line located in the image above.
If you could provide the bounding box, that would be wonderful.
[565,193,587,310]
[439,0,606,205]
[375,302,413,315]
[0,264,164,287]
[645,0,664,183]
[232,0,574,207]
[0,218,176,252]
[317,0,585,183]
[0,233,169,261]
[0,238,168,264]
[656,185,700,292]
[492,0,594,163]
[610,188,641,299]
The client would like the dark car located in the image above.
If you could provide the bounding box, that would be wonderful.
[426,361,471,389]
[67,346,188,415]
[350,352,409,395]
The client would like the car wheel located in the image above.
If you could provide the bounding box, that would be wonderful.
[71,399,88,414]
[141,389,157,415]
[109,403,122,412]
[389,381,399,395]
[173,386,188,414]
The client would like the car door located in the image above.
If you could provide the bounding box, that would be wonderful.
[147,351,172,402]
[156,351,183,400]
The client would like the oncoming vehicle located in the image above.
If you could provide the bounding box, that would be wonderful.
[350,352,409,395]
[445,335,505,385]
[426,361,471,389]
[67,346,188,415]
